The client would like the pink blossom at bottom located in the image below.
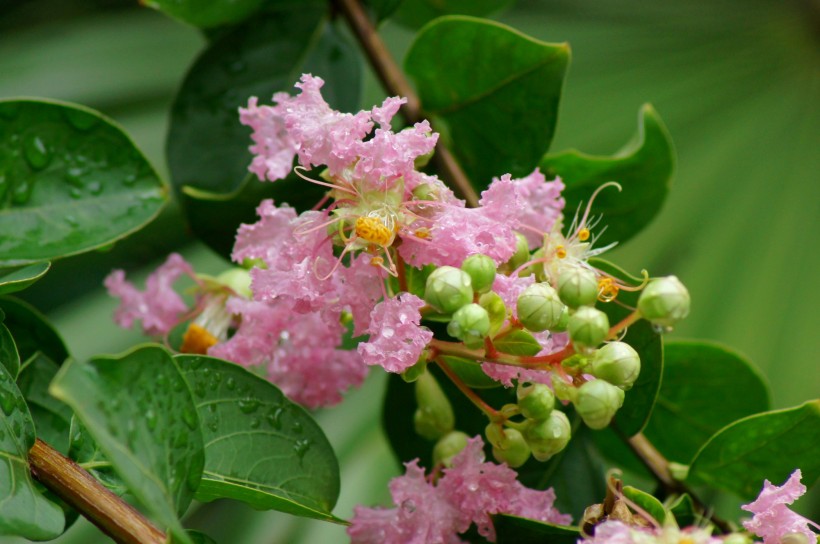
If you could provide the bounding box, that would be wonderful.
[577,521,722,544]
[741,469,819,544]
[358,294,432,373]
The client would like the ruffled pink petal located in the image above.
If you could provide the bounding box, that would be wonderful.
[239,97,297,182]
[353,121,438,190]
[336,254,385,337]
[358,294,432,373]
[232,199,298,266]
[742,469,819,544]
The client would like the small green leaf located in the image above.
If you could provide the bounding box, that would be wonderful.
[441,355,499,389]
[394,0,513,29]
[405,16,569,188]
[0,296,68,364]
[143,0,265,29]
[0,262,50,295]
[176,355,343,523]
[622,485,666,524]
[540,104,674,246]
[494,514,580,544]
[668,493,696,528]
[50,346,204,544]
[68,417,127,496]
[0,322,20,378]
[493,329,543,356]
[0,364,65,540]
[16,353,72,454]
[688,400,820,500]
[642,341,770,464]
[0,99,167,266]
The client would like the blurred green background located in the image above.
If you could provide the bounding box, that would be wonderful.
[1,0,817,541]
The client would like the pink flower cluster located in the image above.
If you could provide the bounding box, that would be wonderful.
[741,469,819,544]
[348,437,571,543]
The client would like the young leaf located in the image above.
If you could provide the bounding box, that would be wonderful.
[0,296,69,364]
[0,364,65,540]
[493,329,543,357]
[493,514,580,544]
[176,355,343,523]
[143,0,265,29]
[622,485,666,524]
[642,341,770,464]
[0,99,167,266]
[49,346,204,544]
[405,16,569,189]
[0,262,50,295]
[16,353,73,454]
[540,104,674,246]
[667,493,696,528]
[688,400,820,500]
[441,355,499,389]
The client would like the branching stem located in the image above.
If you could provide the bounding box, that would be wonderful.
[435,357,498,418]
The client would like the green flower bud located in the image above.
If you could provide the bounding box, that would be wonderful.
[461,254,497,294]
[781,534,810,544]
[490,427,531,468]
[568,306,610,350]
[413,371,455,440]
[553,304,570,332]
[216,268,252,298]
[433,430,470,467]
[424,266,474,313]
[516,382,555,420]
[447,303,491,347]
[485,422,505,447]
[573,379,625,430]
[525,410,571,461]
[721,535,752,544]
[504,232,531,272]
[590,341,641,390]
[557,266,599,308]
[479,291,507,336]
[551,374,578,403]
[517,283,565,332]
[637,276,690,328]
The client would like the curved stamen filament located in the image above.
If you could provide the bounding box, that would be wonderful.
[576,181,622,237]
[294,166,359,196]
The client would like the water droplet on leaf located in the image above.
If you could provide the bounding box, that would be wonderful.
[22,134,51,170]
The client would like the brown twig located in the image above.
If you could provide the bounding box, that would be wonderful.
[29,439,166,544]
[333,0,480,206]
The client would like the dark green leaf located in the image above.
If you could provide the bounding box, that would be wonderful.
[50,346,204,543]
[405,16,569,189]
[493,329,542,356]
[68,417,127,496]
[643,341,770,464]
[394,0,512,29]
[176,355,343,523]
[144,0,265,29]
[365,0,405,22]
[668,494,696,528]
[0,296,69,364]
[494,514,579,544]
[0,322,19,378]
[185,530,218,544]
[541,104,674,246]
[622,485,666,524]
[688,400,820,500]
[0,364,65,540]
[16,353,72,454]
[441,355,499,389]
[0,262,50,295]
[0,99,167,266]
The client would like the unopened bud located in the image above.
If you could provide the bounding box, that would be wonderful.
[517,382,555,420]
[433,431,470,467]
[525,410,571,461]
[557,266,599,308]
[637,276,690,328]
[401,354,429,383]
[447,303,490,348]
[216,268,252,298]
[424,266,473,313]
[568,306,609,350]
[781,534,810,544]
[517,283,565,332]
[573,379,625,430]
[505,232,531,272]
[413,371,455,440]
[461,254,497,294]
[551,374,577,403]
[479,291,507,336]
[591,342,641,390]
[490,427,531,468]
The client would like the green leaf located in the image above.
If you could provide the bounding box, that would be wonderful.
[688,400,820,500]
[68,417,127,496]
[17,353,73,454]
[0,262,50,295]
[622,485,666,524]
[0,364,65,540]
[365,0,405,22]
[176,355,343,523]
[493,329,543,356]
[394,0,513,29]
[441,355,499,389]
[642,341,770,464]
[540,104,674,246]
[0,321,20,378]
[49,346,204,543]
[494,514,580,544]
[0,296,69,364]
[144,0,266,29]
[0,99,167,266]
[185,530,218,544]
[668,493,696,528]
[405,16,569,188]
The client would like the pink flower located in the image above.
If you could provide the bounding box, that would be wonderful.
[358,294,432,373]
[104,253,194,336]
[577,521,722,544]
[352,120,438,191]
[742,469,819,544]
[231,200,298,266]
[239,97,297,182]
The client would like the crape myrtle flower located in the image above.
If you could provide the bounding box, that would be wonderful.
[357,293,433,373]
[577,520,722,544]
[741,469,819,544]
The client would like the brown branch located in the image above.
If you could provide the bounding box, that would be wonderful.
[29,439,166,544]
[333,0,480,206]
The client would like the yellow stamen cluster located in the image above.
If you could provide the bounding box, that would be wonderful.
[555,245,567,259]
[180,323,219,355]
[355,216,393,246]
[597,277,619,302]
[577,227,590,241]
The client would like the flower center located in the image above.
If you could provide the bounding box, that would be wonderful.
[355,214,395,246]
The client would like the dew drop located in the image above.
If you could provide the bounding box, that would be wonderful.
[11,419,21,438]
[266,407,283,430]
[11,181,32,205]
[145,409,158,431]
[69,187,83,199]
[467,483,479,492]
[22,134,51,170]
[382,327,394,339]
[249,418,260,429]
[226,377,237,390]
[64,108,98,131]
[193,381,206,399]
[182,406,198,430]
[238,398,259,414]
[401,499,416,513]
[0,390,16,415]
[64,215,79,227]
[86,181,103,195]
[207,420,218,432]
[292,421,303,434]
[293,439,310,459]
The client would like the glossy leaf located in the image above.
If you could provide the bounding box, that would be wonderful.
[642,341,770,464]
[0,364,65,540]
[441,355,499,389]
[16,353,72,454]
[0,296,69,364]
[668,493,696,528]
[144,0,265,29]
[0,321,19,378]
[688,400,820,500]
[493,329,542,357]
[540,104,674,246]
[0,262,50,295]
[176,355,343,523]
[0,99,166,266]
[50,346,203,544]
[494,514,580,544]
[405,16,569,188]
[622,485,666,524]
[394,0,513,29]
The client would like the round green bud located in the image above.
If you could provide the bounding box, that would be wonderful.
[568,306,610,350]
[505,232,531,272]
[552,305,570,332]
[637,276,690,328]
[424,266,474,313]
[432,430,470,467]
[573,379,625,430]
[517,283,565,332]
[516,382,555,420]
[557,266,599,308]
[485,422,505,447]
[447,303,491,347]
[525,410,571,461]
[216,268,252,299]
[479,291,507,337]
[590,341,641,390]
[461,254,497,294]
[413,372,455,440]
[490,427,531,468]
